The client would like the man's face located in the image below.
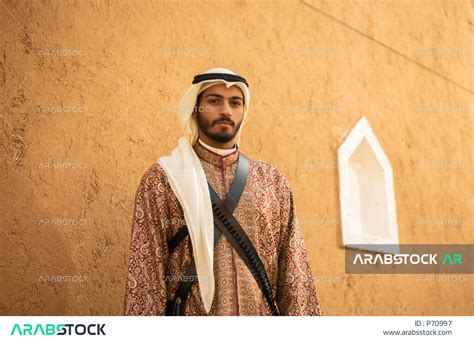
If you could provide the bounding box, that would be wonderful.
[193,83,244,145]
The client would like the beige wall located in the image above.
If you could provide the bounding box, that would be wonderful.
[1,0,472,315]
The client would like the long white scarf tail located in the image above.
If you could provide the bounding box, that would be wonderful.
[158,137,215,313]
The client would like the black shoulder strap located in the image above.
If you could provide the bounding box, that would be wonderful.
[166,154,250,315]
[209,186,280,316]
[167,155,250,255]
[223,153,249,210]
[168,225,189,253]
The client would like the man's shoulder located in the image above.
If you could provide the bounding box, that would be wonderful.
[137,162,170,188]
[247,155,280,172]
[246,155,290,187]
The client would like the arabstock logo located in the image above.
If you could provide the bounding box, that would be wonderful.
[352,253,463,265]
[10,323,106,336]
[345,244,474,274]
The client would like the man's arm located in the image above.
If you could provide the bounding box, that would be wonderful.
[123,165,169,315]
[275,176,322,316]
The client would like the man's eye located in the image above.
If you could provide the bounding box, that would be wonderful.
[208,99,219,105]
[231,101,242,107]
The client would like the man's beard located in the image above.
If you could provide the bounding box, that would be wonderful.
[196,111,243,143]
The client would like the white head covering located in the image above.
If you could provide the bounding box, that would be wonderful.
[158,68,250,313]
[178,67,250,146]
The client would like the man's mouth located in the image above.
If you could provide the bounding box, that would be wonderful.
[215,120,233,127]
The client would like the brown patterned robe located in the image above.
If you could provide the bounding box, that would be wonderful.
[124,140,321,315]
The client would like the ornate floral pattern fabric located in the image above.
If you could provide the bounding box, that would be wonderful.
[124,141,322,316]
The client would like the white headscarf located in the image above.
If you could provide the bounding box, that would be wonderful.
[158,68,250,313]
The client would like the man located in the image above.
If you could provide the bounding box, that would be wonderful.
[124,67,321,316]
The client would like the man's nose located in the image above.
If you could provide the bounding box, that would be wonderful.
[219,100,232,116]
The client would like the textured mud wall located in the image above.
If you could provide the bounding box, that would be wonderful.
[1,0,472,315]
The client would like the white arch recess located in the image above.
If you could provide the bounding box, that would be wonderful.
[338,117,400,254]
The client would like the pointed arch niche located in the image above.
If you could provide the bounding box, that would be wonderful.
[338,117,399,254]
